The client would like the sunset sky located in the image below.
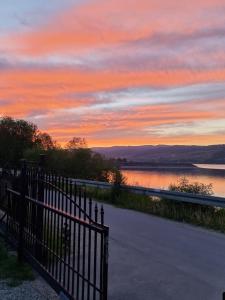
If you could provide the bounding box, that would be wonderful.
[0,0,225,146]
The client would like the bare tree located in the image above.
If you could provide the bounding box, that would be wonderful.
[65,137,87,150]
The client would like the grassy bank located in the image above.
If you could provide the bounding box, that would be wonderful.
[87,186,225,233]
[0,239,34,286]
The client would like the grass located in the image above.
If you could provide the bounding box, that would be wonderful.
[86,186,225,233]
[0,238,34,287]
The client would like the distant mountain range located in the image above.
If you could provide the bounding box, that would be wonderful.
[93,144,225,164]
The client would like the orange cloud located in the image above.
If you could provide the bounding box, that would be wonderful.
[34,99,224,146]
[1,68,225,93]
[7,0,224,56]
[1,65,225,146]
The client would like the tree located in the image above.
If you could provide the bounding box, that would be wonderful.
[0,116,37,165]
[0,116,124,184]
[65,137,87,150]
[35,132,56,150]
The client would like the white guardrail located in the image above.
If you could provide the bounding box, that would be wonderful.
[70,178,225,209]
[2,169,225,209]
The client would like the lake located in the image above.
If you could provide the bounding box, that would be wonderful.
[121,164,225,197]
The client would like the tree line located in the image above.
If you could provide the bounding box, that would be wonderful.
[0,116,124,183]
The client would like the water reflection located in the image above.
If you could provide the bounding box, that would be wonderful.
[121,167,225,196]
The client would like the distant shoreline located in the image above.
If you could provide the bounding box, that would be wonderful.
[120,163,225,172]
[120,163,197,171]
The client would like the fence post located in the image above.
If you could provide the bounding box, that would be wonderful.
[36,154,46,261]
[18,159,27,262]
[102,227,109,300]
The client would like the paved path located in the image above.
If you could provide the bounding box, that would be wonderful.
[104,203,225,300]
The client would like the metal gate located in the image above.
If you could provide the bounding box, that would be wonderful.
[0,158,109,300]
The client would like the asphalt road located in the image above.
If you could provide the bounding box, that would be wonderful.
[104,203,225,300]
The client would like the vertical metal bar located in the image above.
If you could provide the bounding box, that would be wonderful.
[62,177,67,288]
[32,200,36,256]
[31,167,37,236]
[93,204,98,300]
[46,181,51,271]
[72,182,77,297]
[67,180,73,293]
[46,170,49,205]
[102,227,109,300]
[18,159,27,262]
[55,191,60,281]
[49,199,54,274]
[43,183,48,258]
[6,187,10,237]
[87,198,92,299]
[48,170,54,273]
[52,172,57,277]
[59,176,64,285]
[58,175,63,283]
[36,154,46,262]
[100,206,104,298]
[54,172,57,208]
[76,187,82,300]
[25,198,29,249]
[64,177,69,289]
[101,206,104,226]
[45,171,51,270]
[81,189,87,300]
[69,180,73,215]
[72,218,76,297]
[65,177,68,213]
[50,171,54,207]
[74,183,77,216]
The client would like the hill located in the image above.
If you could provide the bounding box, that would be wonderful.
[92,144,225,164]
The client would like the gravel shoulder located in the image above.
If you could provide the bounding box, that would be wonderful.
[0,276,59,300]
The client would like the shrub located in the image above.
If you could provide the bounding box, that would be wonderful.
[169,177,213,196]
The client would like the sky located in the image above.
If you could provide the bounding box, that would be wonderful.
[0,0,225,147]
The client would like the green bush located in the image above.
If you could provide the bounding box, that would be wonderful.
[166,177,215,221]
[169,177,213,195]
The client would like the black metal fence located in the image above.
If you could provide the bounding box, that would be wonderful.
[0,158,109,300]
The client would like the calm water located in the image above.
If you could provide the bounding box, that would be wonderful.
[122,164,225,197]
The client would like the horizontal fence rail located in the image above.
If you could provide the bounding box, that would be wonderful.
[69,179,225,209]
